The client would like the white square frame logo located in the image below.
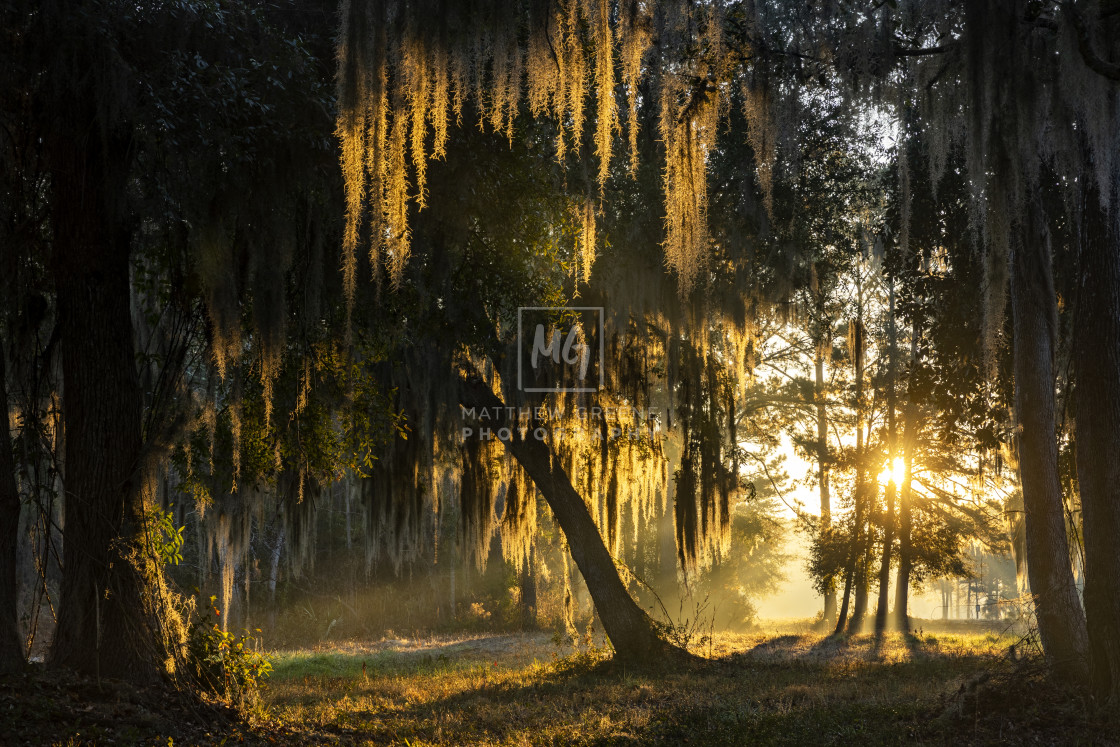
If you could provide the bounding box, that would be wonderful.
[517,306,605,393]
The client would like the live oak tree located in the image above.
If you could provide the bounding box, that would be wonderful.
[337,0,1120,697]
[4,0,1118,701]
[0,0,337,679]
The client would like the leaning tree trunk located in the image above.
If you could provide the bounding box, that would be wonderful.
[458,372,684,663]
[1009,204,1089,684]
[46,123,160,682]
[0,341,24,672]
[1073,176,1120,703]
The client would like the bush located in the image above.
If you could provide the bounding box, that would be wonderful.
[187,596,272,706]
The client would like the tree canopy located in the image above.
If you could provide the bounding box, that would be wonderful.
[2,0,1120,713]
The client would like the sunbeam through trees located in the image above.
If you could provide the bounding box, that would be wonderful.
[2,0,1120,743]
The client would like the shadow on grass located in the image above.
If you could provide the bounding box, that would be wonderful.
[263,632,1062,745]
[305,647,948,745]
[744,634,802,657]
[269,638,1011,745]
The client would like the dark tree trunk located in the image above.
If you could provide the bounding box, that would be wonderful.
[893,330,919,632]
[873,484,895,635]
[520,543,538,630]
[1074,176,1120,703]
[846,542,869,634]
[814,350,836,625]
[0,342,24,672]
[46,124,159,681]
[892,471,913,631]
[833,486,864,637]
[845,305,868,636]
[1009,203,1089,683]
[458,372,686,663]
[833,545,855,636]
[875,283,899,635]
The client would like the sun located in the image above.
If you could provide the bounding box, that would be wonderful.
[877,457,906,487]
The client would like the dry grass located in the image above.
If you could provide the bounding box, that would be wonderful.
[257,628,1103,745]
[7,628,1111,745]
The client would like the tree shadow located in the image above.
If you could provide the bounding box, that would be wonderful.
[809,632,850,653]
[266,629,1029,745]
[745,634,802,657]
[291,656,652,741]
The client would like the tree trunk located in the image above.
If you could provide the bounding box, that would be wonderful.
[814,349,836,625]
[893,330,919,632]
[0,341,24,672]
[835,319,868,638]
[1009,203,1089,684]
[458,371,685,663]
[520,543,538,630]
[833,478,864,637]
[833,544,855,636]
[846,546,869,634]
[46,123,159,681]
[269,524,284,604]
[875,283,899,635]
[1073,176,1120,703]
[873,483,895,634]
[845,299,868,636]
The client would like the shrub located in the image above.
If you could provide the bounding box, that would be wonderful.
[187,596,272,706]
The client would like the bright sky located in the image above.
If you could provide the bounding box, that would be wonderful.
[751,440,947,622]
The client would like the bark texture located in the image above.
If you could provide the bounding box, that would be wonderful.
[1074,179,1120,703]
[46,119,158,681]
[1009,206,1089,684]
[0,343,24,672]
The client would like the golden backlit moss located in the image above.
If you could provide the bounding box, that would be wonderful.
[336,0,748,298]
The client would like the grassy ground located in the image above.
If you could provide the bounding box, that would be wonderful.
[257,628,1111,745]
[3,627,1114,745]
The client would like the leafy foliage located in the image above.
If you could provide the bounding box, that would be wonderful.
[145,506,186,567]
[187,596,272,704]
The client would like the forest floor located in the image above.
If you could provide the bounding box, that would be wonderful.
[3,625,1116,745]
